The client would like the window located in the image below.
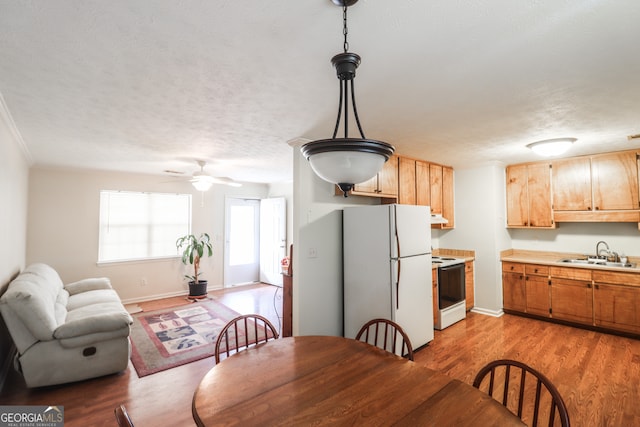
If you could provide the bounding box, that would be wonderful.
[99,190,191,263]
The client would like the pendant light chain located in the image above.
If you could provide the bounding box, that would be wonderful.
[343,5,349,53]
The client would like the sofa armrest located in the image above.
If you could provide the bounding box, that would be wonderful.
[54,310,133,340]
[64,278,112,295]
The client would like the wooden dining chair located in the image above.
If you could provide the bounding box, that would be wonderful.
[214,314,279,363]
[472,359,570,427]
[114,404,134,427]
[355,318,414,361]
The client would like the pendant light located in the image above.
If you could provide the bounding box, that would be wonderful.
[300,0,395,197]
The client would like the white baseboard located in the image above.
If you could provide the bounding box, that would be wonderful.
[121,290,189,305]
[470,307,504,317]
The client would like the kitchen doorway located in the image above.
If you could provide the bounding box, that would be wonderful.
[223,197,286,288]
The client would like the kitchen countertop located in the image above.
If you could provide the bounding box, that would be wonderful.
[501,249,640,273]
[431,249,475,270]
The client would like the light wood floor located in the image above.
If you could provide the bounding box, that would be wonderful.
[2,284,639,426]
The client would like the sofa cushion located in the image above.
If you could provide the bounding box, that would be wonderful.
[24,263,64,294]
[55,302,133,339]
[54,289,69,326]
[1,276,59,340]
[66,289,122,311]
[64,277,112,295]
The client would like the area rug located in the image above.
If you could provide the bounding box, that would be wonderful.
[129,299,243,377]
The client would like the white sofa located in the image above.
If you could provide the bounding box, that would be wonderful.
[0,263,133,387]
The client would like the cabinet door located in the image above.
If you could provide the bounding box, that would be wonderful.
[594,283,640,334]
[441,166,455,228]
[506,164,528,227]
[429,164,443,214]
[503,271,526,312]
[550,278,593,324]
[552,157,592,211]
[465,261,474,311]
[591,151,639,210]
[378,155,399,196]
[416,160,430,206]
[398,157,416,204]
[525,275,550,317]
[528,163,553,227]
[353,176,378,194]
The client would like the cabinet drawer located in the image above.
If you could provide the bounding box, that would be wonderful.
[550,266,592,281]
[525,264,549,277]
[502,262,524,274]
[592,270,640,287]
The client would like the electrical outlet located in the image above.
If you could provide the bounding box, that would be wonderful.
[308,247,318,258]
[140,278,147,286]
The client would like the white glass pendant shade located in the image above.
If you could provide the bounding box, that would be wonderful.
[301,137,394,194]
[527,138,576,157]
[308,150,386,185]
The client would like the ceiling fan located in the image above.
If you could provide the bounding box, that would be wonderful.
[175,160,242,191]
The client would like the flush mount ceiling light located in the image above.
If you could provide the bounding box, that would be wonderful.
[526,138,577,157]
[300,0,395,196]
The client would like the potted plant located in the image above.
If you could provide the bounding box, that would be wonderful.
[176,233,213,299]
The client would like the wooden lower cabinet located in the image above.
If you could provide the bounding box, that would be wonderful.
[502,267,526,312]
[550,277,593,324]
[525,274,550,317]
[593,270,640,334]
[465,261,474,311]
[503,260,640,337]
[594,284,640,334]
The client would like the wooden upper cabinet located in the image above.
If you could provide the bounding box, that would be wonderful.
[377,155,399,196]
[416,160,430,206]
[529,163,553,227]
[591,151,639,210]
[552,150,640,213]
[506,164,527,227]
[398,157,416,205]
[429,164,443,215]
[440,166,454,229]
[552,157,592,211]
[506,163,553,228]
[350,155,399,198]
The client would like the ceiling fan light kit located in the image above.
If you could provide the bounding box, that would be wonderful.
[526,138,577,157]
[189,160,241,191]
[301,0,394,196]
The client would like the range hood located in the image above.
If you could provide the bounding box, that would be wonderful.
[430,214,449,225]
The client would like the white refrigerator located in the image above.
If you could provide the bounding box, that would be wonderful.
[343,204,434,349]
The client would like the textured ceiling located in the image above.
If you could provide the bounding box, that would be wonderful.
[1,0,640,184]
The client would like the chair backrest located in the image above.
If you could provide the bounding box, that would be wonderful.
[214,314,279,363]
[355,318,414,361]
[472,359,570,427]
[114,404,134,427]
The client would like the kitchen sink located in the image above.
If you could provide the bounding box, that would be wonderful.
[558,258,636,268]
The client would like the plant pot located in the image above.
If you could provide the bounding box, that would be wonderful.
[188,280,208,299]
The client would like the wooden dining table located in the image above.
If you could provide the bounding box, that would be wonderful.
[192,335,525,426]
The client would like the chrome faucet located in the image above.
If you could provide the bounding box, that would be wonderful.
[596,241,610,259]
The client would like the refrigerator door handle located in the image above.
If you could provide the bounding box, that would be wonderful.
[396,259,401,310]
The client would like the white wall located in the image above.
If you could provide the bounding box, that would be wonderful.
[435,163,510,315]
[509,223,639,258]
[0,101,30,381]
[27,167,270,302]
